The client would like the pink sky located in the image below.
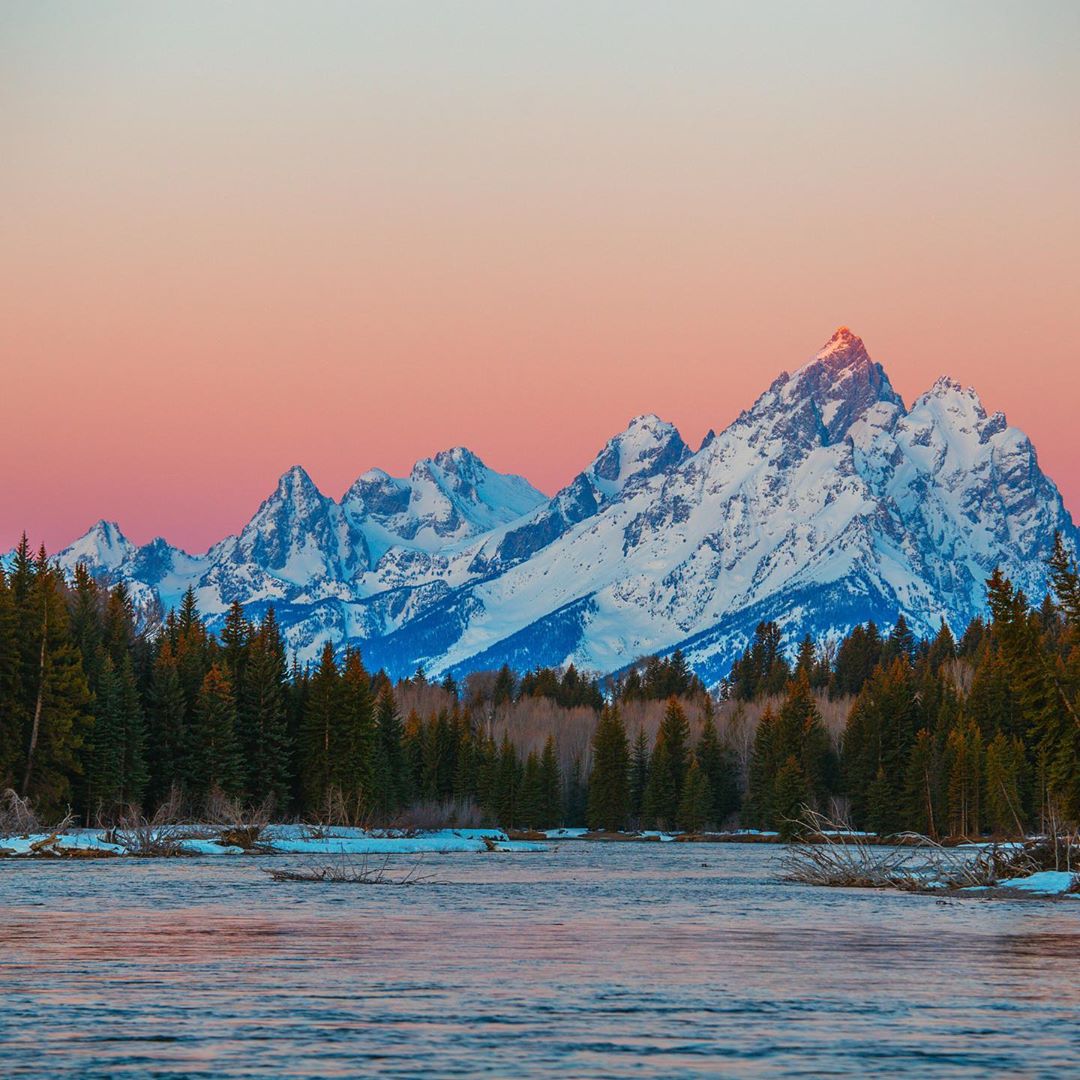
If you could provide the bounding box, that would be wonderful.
[2,3,1078,553]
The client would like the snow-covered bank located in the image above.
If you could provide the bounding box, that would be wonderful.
[0,825,548,858]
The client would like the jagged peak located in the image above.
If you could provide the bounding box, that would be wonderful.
[623,412,675,434]
[810,326,872,370]
[353,466,393,484]
[268,465,324,505]
[85,519,128,542]
[433,446,482,470]
[918,375,985,409]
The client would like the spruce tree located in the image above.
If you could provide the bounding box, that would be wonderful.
[145,641,187,807]
[187,663,242,802]
[903,728,942,838]
[236,609,291,810]
[372,688,408,817]
[17,555,92,814]
[587,705,630,831]
[696,708,740,826]
[337,648,376,818]
[678,756,712,832]
[628,726,650,827]
[643,697,691,828]
[984,731,1026,835]
[538,735,562,827]
[299,642,343,813]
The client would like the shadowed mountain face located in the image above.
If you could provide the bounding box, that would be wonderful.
[54,329,1077,683]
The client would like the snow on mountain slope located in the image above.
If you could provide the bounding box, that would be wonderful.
[49,329,1076,681]
[469,414,691,573]
[342,447,546,565]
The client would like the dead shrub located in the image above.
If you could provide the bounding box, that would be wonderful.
[203,788,273,849]
[265,852,431,885]
[0,789,73,837]
[781,809,1038,892]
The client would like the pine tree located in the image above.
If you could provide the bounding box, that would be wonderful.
[16,554,92,814]
[841,660,918,830]
[336,648,376,818]
[237,609,291,810]
[372,688,408,816]
[563,755,588,827]
[587,705,630,831]
[677,756,712,832]
[187,663,242,801]
[695,708,740,826]
[643,697,690,828]
[775,672,835,812]
[145,641,187,807]
[538,735,562,827]
[903,728,942,838]
[86,653,125,815]
[298,642,343,812]
[494,733,521,828]
[945,716,983,837]
[773,755,810,840]
[745,706,778,827]
[984,731,1026,836]
[0,568,23,789]
[518,750,542,829]
[628,726,650,827]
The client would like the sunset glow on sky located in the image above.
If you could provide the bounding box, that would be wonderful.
[2,2,1078,553]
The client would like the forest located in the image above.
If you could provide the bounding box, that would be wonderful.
[1,532,1078,840]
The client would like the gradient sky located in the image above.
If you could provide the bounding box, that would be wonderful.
[2,1,1078,554]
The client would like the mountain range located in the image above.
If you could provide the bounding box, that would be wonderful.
[50,329,1077,684]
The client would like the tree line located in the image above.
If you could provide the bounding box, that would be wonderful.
[1,532,1078,838]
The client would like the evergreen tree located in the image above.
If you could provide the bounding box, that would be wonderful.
[187,663,242,801]
[984,731,1027,835]
[678,756,712,832]
[236,609,291,809]
[518,750,542,828]
[563,755,588,828]
[587,705,630,831]
[945,716,983,837]
[145,641,188,807]
[298,642,343,812]
[537,734,562,827]
[643,697,691,828]
[16,554,92,814]
[372,688,408,816]
[336,648,375,818]
[695,709,740,826]
[494,733,521,828]
[773,755,811,840]
[903,728,942,838]
[628,726,650,826]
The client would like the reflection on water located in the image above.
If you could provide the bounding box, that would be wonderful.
[1,845,1078,1077]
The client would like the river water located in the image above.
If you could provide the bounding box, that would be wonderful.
[1,842,1078,1078]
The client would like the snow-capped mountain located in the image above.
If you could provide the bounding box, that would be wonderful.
[52,329,1076,683]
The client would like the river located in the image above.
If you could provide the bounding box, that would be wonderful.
[2,842,1078,1077]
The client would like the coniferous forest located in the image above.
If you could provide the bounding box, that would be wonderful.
[2,531,1079,839]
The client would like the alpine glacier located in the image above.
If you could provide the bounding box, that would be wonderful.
[52,329,1077,684]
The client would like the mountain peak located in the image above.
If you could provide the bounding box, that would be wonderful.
[275,464,320,496]
[815,326,870,369]
[589,414,689,494]
[433,446,483,474]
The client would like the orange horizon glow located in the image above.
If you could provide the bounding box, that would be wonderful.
[2,3,1078,553]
